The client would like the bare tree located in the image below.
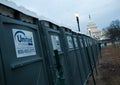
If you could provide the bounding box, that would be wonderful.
[106,19,120,40]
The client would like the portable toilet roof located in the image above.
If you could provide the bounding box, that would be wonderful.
[0,0,38,18]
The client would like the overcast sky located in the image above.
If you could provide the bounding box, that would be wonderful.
[9,0,120,33]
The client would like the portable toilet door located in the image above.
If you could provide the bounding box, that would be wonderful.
[0,7,49,85]
[38,20,62,85]
[78,34,89,83]
[72,32,86,85]
[77,34,89,84]
[38,20,75,85]
[86,37,94,66]
[60,27,82,85]
[81,35,91,77]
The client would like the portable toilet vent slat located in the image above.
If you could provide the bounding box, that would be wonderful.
[0,4,14,18]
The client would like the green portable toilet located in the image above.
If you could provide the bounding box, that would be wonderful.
[90,39,99,68]
[60,27,82,85]
[38,20,74,85]
[0,3,49,85]
[72,32,86,85]
[86,37,95,66]
[77,34,91,84]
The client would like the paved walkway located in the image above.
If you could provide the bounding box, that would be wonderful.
[86,44,120,85]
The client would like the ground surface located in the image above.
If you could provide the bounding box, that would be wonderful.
[86,44,120,85]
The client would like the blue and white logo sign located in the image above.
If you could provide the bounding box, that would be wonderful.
[51,35,61,51]
[13,29,36,58]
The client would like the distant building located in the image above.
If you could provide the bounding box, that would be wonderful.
[86,20,101,39]
[86,15,107,40]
